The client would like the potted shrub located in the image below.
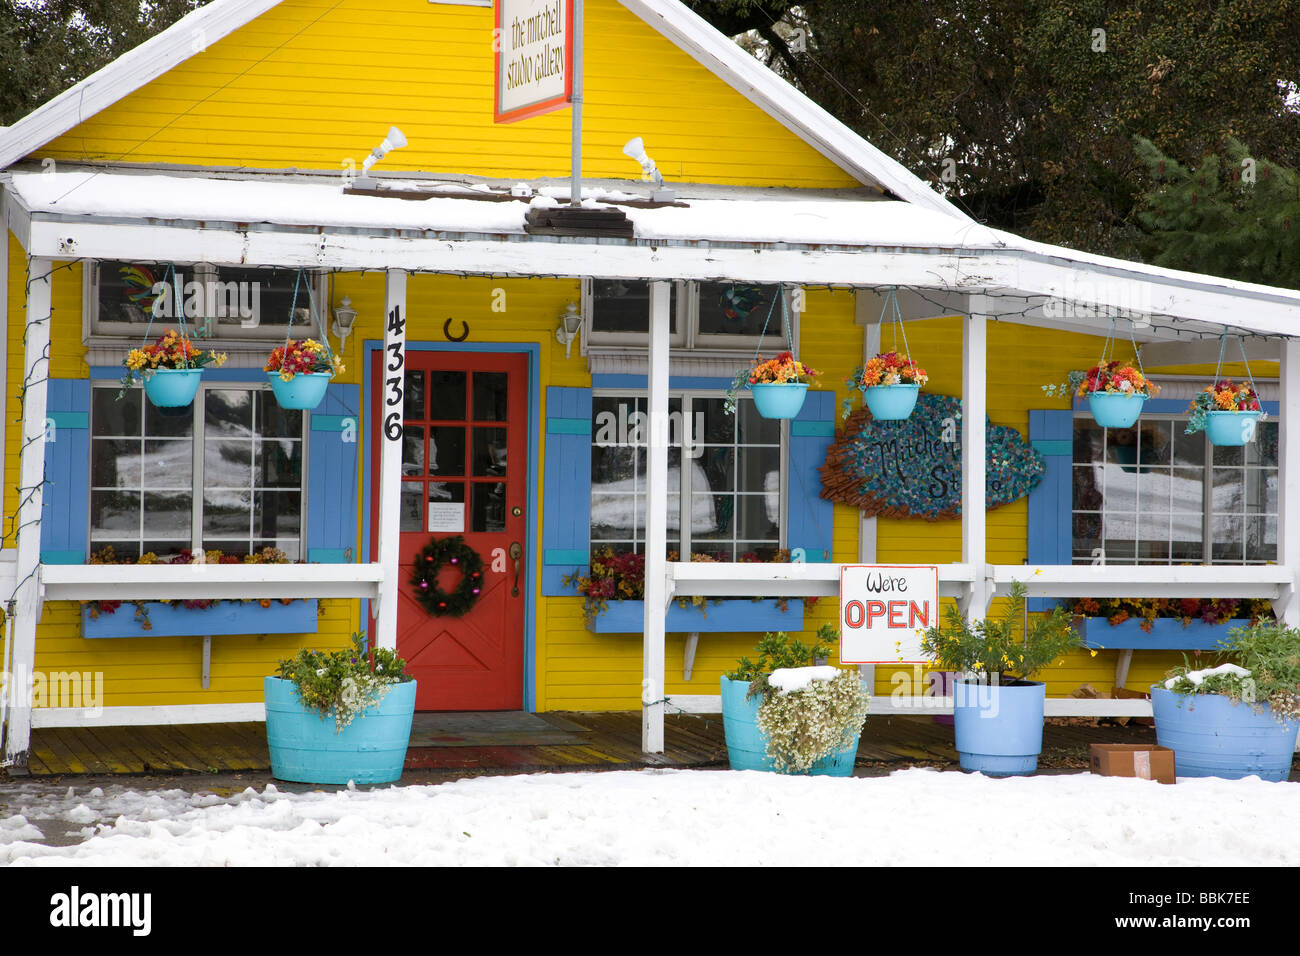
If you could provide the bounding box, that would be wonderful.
[725,351,820,419]
[921,582,1081,776]
[121,329,227,407]
[1076,360,1160,429]
[265,632,416,785]
[720,627,868,776]
[1152,621,1300,781]
[265,338,343,410]
[1184,380,1264,446]
[844,351,928,421]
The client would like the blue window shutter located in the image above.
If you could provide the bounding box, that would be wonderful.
[542,386,592,595]
[788,391,835,562]
[1026,409,1074,610]
[307,384,360,562]
[41,379,91,564]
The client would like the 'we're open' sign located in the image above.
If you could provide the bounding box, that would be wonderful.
[839,566,938,665]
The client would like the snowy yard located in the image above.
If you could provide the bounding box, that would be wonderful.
[2,767,1297,867]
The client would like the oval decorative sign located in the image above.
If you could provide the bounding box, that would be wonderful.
[820,394,1044,520]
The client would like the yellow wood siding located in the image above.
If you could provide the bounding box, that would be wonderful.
[37,0,858,189]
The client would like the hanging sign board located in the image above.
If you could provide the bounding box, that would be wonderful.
[494,0,575,124]
[839,565,938,665]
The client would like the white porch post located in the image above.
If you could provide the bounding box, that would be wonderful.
[374,269,407,650]
[961,295,990,619]
[642,280,670,753]
[4,258,52,771]
[1274,338,1300,625]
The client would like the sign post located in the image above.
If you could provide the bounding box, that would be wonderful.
[839,565,938,665]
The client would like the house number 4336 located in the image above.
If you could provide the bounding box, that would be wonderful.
[384,305,406,442]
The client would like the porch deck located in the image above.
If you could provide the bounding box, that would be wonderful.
[14,713,1193,778]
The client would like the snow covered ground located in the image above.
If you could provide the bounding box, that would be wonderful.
[2,767,1297,866]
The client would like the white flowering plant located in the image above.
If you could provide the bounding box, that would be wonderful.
[726,627,869,773]
[275,632,411,732]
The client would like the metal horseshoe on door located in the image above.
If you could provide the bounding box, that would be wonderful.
[443,317,469,341]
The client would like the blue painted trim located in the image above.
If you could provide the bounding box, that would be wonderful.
[588,598,804,634]
[307,548,349,563]
[311,415,354,432]
[361,338,541,713]
[591,374,734,390]
[47,411,88,429]
[544,548,590,564]
[1026,409,1074,612]
[1079,617,1249,651]
[790,420,834,438]
[41,550,86,565]
[83,600,319,639]
[1031,439,1072,456]
[547,417,591,435]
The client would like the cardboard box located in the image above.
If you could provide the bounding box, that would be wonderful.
[1089,744,1176,784]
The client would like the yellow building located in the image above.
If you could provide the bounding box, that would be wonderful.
[2,0,1299,770]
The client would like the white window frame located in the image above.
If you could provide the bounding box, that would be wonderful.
[589,388,789,557]
[88,379,311,560]
[581,279,800,354]
[84,261,329,346]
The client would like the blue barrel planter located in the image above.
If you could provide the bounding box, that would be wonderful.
[719,676,859,776]
[1151,685,1299,782]
[863,383,920,421]
[264,676,417,785]
[953,678,1045,776]
[142,368,202,408]
[749,382,809,419]
[1205,410,1262,446]
[1087,391,1146,429]
[268,371,332,410]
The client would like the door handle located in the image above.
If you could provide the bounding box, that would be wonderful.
[509,542,522,597]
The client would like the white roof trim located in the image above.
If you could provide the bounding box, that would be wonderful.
[0,0,283,170]
[619,0,969,222]
[0,0,967,228]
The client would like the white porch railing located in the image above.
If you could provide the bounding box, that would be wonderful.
[39,562,384,602]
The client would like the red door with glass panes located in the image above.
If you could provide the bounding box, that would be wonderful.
[370,350,528,710]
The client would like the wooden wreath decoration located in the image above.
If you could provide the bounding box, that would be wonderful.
[411,535,485,617]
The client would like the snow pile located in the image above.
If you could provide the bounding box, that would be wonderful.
[2,768,1298,867]
[768,666,840,695]
[1165,663,1251,689]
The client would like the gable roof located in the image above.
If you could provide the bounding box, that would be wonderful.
[0,0,967,222]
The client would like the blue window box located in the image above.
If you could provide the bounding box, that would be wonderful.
[82,600,319,639]
[1078,617,1251,652]
[587,599,803,635]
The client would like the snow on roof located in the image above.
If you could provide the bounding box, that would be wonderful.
[4,170,1000,250]
[0,0,966,225]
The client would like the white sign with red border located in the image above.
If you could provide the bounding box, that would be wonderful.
[494,0,575,124]
[839,565,938,665]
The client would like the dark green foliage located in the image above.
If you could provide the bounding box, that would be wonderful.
[724,623,838,700]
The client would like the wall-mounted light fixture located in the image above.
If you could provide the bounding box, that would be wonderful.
[622,137,675,202]
[555,301,582,360]
[333,296,358,353]
[353,126,408,189]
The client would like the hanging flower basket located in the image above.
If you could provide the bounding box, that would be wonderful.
[265,339,343,411]
[1077,361,1159,429]
[121,329,227,409]
[726,351,819,420]
[1185,380,1263,446]
[846,352,927,421]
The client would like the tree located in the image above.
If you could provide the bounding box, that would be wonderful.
[686,1,1300,261]
[0,0,211,127]
[1135,138,1300,291]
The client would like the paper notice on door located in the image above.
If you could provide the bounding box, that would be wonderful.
[428,502,465,533]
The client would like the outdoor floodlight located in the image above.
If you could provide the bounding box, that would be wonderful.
[362,126,408,175]
[622,137,675,202]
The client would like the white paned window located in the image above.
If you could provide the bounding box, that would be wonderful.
[590,392,784,560]
[90,384,305,560]
[583,279,794,350]
[1071,415,1278,565]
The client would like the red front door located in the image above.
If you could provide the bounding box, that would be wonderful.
[370,349,529,710]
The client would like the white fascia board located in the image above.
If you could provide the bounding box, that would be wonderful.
[619,0,969,223]
[2,182,32,251]
[666,561,975,600]
[995,564,1294,600]
[40,562,384,602]
[30,703,265,728]
[0,0,284,170]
